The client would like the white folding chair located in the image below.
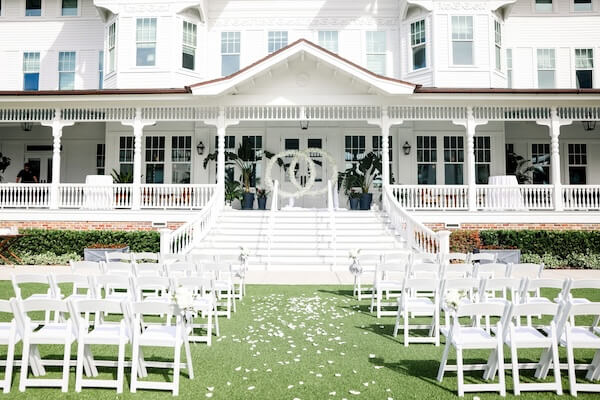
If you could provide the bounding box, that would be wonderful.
[380,249,412,264]
[442,252,469,264]
[70,299,129,393]
[12,298,75,392]
[105,251,133,263]
[563,279,600,306]
[0,300,18,393]
[469,252,497,265]
[166,261,195,278]
[132,276,172,302]
[161,254,188,265]
[520,278,567,306]
[437,302,508,397]
[134,262,165,277]
[103,261,134,275]
[439,278,480,336]
[393,277,440,346]
[70,260,103,275]
[479,277,524,305]
[91,275,134,302]
[129,301,194,396]
[412,253,439,264]
[174,276,218,345]
[201,263,236,318]
[351,254,379,301]
[132,252,159,263]
[443,263,474,279]
[52,273,92,303]
[504,302,563,395]
[11,273,56,323]
[474,262,510,279]
[370,258,409,318]
[407,262,441,279]
[509,263,544,279]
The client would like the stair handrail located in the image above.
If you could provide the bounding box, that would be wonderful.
[327,180,337,269]
[160,184,223,254]
[382,186,450,255]
[267,180,279,267]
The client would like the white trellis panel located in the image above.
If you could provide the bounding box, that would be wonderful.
[142,106,219,121]
[305,106,381,120]
[0,108,54,122]
[226,106,302,120]
[558,106,600,121]
[62,107,136,121]
[473,106,551,121]
[387,106,467,120]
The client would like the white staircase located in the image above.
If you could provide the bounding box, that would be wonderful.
[190,208,408,270]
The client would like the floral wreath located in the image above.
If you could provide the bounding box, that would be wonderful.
[265,148,338,199]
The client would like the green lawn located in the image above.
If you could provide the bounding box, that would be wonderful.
[0,282,599,399]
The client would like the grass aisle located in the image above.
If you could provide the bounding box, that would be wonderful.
[1,283,599,398]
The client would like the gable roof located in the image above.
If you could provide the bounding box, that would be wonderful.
[187,39,418,96]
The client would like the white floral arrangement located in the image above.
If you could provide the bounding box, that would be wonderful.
[239,246,250,264]
[348,249,362,275]
[349,249,361,261]
[173,286,197,322]
[444,289,467,311]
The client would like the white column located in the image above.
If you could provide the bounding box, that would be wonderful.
[453,107,488,212]
[122,108,155,210]
[537,108,572,212]
[41,109,74,210]
[381,110,391,188]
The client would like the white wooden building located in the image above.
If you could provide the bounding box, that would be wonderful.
[0,0,599,251]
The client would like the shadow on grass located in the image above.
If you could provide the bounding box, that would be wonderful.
[317,288,355,300]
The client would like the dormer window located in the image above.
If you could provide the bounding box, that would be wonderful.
[574,0,592,12]
[25,0,41,16]
[182,21,197,70]
[535,0,553,12]
[61,0,77,16]
[410,20,426,70]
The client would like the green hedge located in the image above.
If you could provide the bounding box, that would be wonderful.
[14,229,160,256]
[479,230,600,257]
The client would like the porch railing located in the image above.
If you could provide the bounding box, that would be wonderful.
[59,184,133,209]
[563,185,600,210]
[476,185,554,210]
[383,186,449,254]
[0,184,51,208]
[140,184,216,209]
[390,185,469,210]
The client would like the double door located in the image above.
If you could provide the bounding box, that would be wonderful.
[280,135,327,209]
[24,152,53,183]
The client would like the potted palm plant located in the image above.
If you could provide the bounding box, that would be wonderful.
[339,152,382,210]
[225,178,244,208]
[348,190,361,210]
[256,187,269,210]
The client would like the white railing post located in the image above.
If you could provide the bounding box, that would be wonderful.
[159,228,172,255]
[41,109,74,209]
[437,230,451,256]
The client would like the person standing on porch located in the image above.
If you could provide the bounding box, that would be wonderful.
[15,163,38,183]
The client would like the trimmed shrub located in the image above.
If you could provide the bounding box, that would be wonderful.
[520,253,566,268]
[14,229,160,256]
[450,230,481,253]
[479,230,600,257]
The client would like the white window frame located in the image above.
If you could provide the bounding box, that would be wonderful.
[443,135,465,185]
[135,17,157,67]
[534,0,554,12]
[451,16,474,66]
[567,143,588,184]
[144,135,166,184]
[60,0,78,17]
[58,51,76,90]
[537,48,556,89]
[96,143,105,175]
[268,31,288,54]
[416,135,437,185]
[573,0,593,12]
[182,20,197,71]
[23,52,40,91]
[25,0,42,17]
[494,20,502,71]
[106,21,116,74]
[410,19,427,71]
[474,136,491,184]
[221,31,240,77]
[365,31,387,75]
[318,31,338,53]
[0,0,4,18]
[575,48,594,89]
[171,136,192,184]
[118,136,134,176]
[531,143,551,184]
[506,48,513,88]
[98,50,103,89]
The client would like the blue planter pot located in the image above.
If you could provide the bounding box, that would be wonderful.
[359,193,373,210]
[349,198,360,210]
[257,197,267,210]
[242,193,255,210]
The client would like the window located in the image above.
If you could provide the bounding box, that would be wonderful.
[145,136,165,183]
[474,136,491,184]
[136,18,157,67]
[172,136,191,184]
[96,144,105,175]
[568,143,587,184]
[451,16,474,65]
[61,0,77,16]
[575,48,594,89]
[221,32,240,76]
[318,31,338,53]
[531,143,550,184]
[417,136,437,185]
[494,20,502,71]
[537,48,555,88]
[372,136,393,184]
[58,51,76,90]
[411,20,426,70]
[344,135,366,170]
[574,0,592,12]
[98,51,104,89]
[444,136,464,185]
[507,49,513,88]
[119,136,134,176]
[366,31,386,75]
[25,0,41,16]
[505,143,515,175]
[242,136,263,187]
[268,31,288,53]
[535,0,553,12]
[182,21,197,70]
[107,22,116,73]
[23,52,40,91]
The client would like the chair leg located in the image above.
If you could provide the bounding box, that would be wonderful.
[497,338,506,396]
[404,310,409,347]
[206,311,212,346]
[19,339,30,392]
[510,343,520,395]
[173,343,181,396]
[437,342,451,382]
[130,340,139,393]
[184,338,194,379]
[75,339,85,392]
[61,336,71,392]
[376,292,382,319]
[3,335,15,393]
[566,341,577,397]
[551,340,563,395]
[392,311,400,337]
[116,340,126,394]
[456,347,465,397]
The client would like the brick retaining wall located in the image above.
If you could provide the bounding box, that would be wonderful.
[0,221,184,231]
[425,223,600,231]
